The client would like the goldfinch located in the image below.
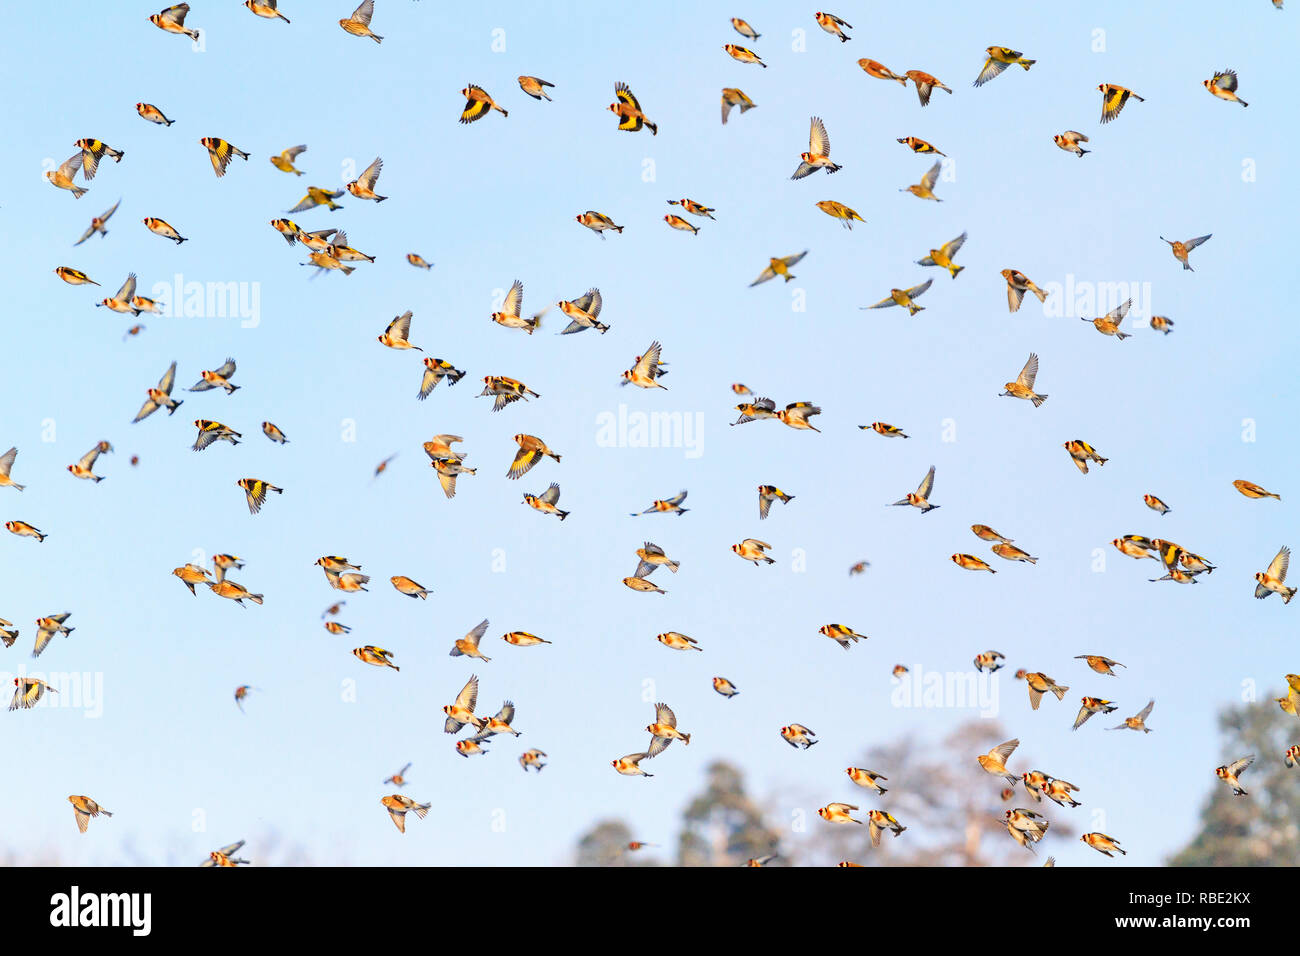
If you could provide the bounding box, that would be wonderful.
[237,478,283,515]
[791,116,841,179]
[1098,83,1143,123]
[609,82,656,133]
[346,157,386,202]
[199,137,249,178]
[150,4,199,40]
[1204,69,1247,107]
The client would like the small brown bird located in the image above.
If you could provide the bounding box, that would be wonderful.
[1024,672,1069,710]
[381,794,430,833]
[1075,655,1125,676]
[897,136,945,157]
[1110,699,1155,733]
[971,525,1013,543]
[339,0,381,42]
[905,70,952,106]
[977,738,1020,786]
[518,76,555,101]
[1000,353,1047,407]
[1001,269,1049,312]
[1234,479,1280,500]
[68,795,113,834]
[992,542,1037,564]
[1159,234,1212,271]
[859,60,908,85]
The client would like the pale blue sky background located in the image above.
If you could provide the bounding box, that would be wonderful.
[0,1,1295,866]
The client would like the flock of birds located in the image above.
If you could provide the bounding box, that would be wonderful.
[8,2,1295,866]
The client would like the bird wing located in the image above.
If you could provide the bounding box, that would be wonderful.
[1267,546,1290,582]
[132,396,160,423]
[463,620,489,649]
[1227,754,1255,777]
[508,447,539,479]
[654,702,676,726]
[916,465,936,499]
[573,288,602,319]
[920,160,942,191]
[664,490,688,507]
[388,311,413,341]
[157,360,177,395]
[1105,299,1132,323]
[809,116,830,156]
[749,265,776,286]
[991,739,1019,763]
[1017,353,1039,389]
[634,341,663,378]
[57,151,85,180]
[502,279,523,318]
[1214,70,1238,92]
[904,278,934,300]
[615,82,641,112]
[455,676,478,712]
[1183,234,1212,251]
[352,0,374,25]
[76,445,102,470]
[973,58,1010,87]
[116,273,138,302]
[540,482,561,505]
[1136,700,1155,722]
[358,157,383,189]
[940,232,967,258]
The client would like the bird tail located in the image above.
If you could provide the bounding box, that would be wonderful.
[558,510,570,521]
[1077,148,1090,157]
[613,225,624,233]
[100,809,113,817]
[1020,59,1035,70]
[1285,587,1297,604]
[248,594,264,605]
[1239,99,1248,108]
[1030,394,1047,407]
[646,121,658,135]
[1183,261,1193,271]
[666,560,680,573]
[950,265,964,278]
[682,733,691,745]
[1031,285,1048,302]
[372,33,383,43]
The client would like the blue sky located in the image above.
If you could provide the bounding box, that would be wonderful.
[0,1,1295,866]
